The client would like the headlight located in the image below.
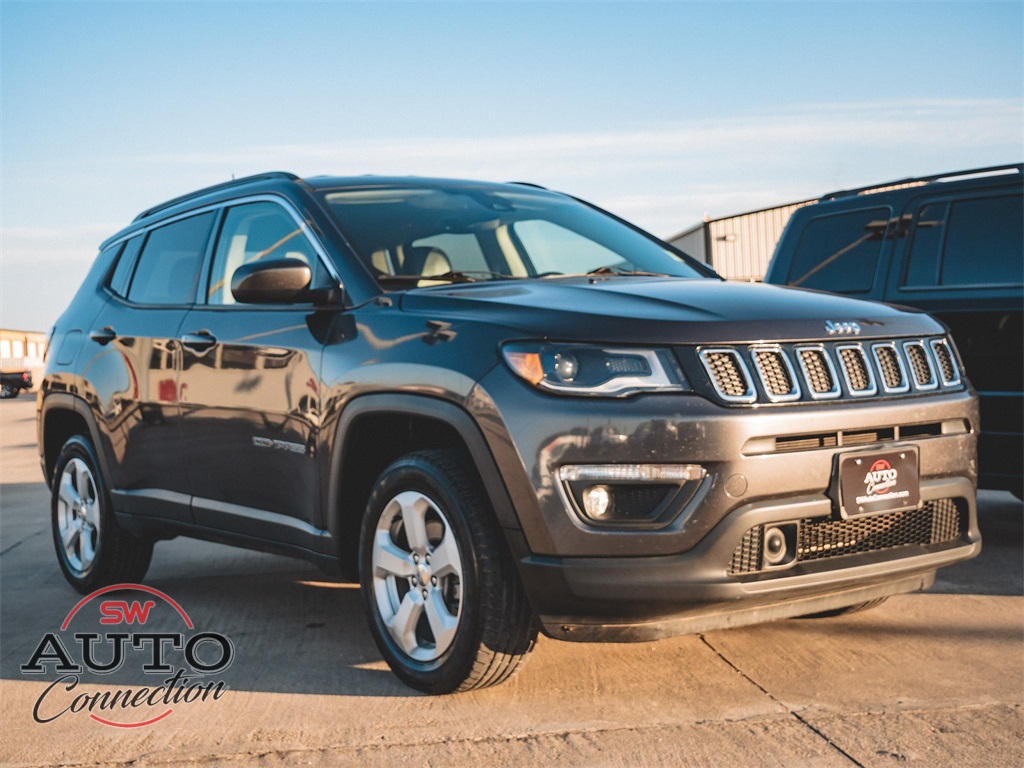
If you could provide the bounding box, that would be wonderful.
[502,342,689,397]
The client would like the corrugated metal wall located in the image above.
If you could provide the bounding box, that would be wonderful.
[671,225,707,263]
[669,200,816,281]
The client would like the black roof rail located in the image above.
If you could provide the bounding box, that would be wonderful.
[132,171,301,221]
[821,163,1023,201]
[507,181,548,190]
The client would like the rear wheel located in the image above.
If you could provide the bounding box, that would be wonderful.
[359,450,537,693]
[51,435,153,593]
[0,384,14,399]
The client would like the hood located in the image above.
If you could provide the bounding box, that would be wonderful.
[398,277,944,344]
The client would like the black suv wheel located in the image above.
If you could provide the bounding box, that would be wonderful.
[359,450,537,693]
[51,435,153,593]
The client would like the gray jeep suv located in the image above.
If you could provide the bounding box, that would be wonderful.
[39,173,980,693]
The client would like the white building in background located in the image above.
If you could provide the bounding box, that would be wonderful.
[667,199,816,282]
[1,328,48,388]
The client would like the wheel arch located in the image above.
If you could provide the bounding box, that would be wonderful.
[326,394,521,578]
[40,393,109,489]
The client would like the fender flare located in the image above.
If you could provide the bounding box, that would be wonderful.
[38,392,111,488]
[325,393,522,540]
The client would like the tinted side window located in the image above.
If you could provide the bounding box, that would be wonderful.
[942,194,1023,286]
[207,202,324,305]
[786,208,889,294]
[127,213,215,305]
[108,236,144,297]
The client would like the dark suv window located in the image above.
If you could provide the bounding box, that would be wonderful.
[206,202,324,305]
[127,213,215,305]
[107,236,143,298]
[903,194,1023,288]
[786,208,889,294]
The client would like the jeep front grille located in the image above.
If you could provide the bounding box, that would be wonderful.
[698,349,756,403]
[903,341,937,390]
[929,339,960,386]
[728,498,967,576]
[795,347,839,397]
[837,345,876,395]
[751,347,800,401]
[691,335,961,406]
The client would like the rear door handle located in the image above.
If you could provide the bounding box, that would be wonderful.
[180,330,217,352]
[89,327,117,345]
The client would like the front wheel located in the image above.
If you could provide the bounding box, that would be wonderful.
[51,435,153,593]
[0,384,14,399]
[359,450,537,693]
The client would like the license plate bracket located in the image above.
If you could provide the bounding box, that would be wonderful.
[837,447,920,519]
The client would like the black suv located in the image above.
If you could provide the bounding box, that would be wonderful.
[39,173,980,693]
[764,164,1023,497]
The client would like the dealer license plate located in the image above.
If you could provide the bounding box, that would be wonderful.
[838,447,920,518]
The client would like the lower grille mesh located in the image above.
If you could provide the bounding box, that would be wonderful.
[728,498,966,575]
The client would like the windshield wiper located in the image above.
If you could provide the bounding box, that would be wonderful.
[376,270,518,285]
[586,266,673,278]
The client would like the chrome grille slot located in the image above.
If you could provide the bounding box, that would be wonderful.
[794,346,840,399]
[929,339,960,386]
[750,347,801,402]
[872,343,909,393]
[836,344,877,396]
[903,341,937,390]
[699,349,756,403]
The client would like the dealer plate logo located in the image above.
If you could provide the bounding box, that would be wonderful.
[20,584,232,727]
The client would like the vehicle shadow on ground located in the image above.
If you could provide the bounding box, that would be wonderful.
[2,482,1020,699]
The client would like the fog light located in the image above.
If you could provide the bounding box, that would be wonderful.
[762,523,797,568]
[582,485,612,518]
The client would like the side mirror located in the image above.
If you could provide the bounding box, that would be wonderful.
[231,259,313,304]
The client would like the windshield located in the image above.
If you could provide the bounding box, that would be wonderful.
[316,185,707,287]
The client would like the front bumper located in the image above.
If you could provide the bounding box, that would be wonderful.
[468,370,980,641]
[517,476,978,641]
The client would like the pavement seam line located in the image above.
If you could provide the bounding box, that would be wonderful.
[698,633,866,768]
[0,526,47,557]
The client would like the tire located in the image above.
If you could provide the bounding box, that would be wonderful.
[51,435,153,594]
[799,597,889,619]
[0,384,13,399]
[359,450,537,694]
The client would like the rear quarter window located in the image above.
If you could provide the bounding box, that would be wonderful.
[127,213,216,305]
[786,207,890,294]
[107,236,143,297]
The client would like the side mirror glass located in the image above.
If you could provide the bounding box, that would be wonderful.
[231,259,312,304]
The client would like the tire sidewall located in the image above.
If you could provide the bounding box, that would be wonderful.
[359,455,483,692]
[51,435,112,593]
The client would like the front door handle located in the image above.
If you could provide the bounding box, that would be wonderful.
[89,327,117,345]
[180,330,217,352]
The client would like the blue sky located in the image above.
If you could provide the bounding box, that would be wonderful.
[2,0,1022,330]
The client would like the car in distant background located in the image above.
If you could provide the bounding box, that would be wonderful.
[765,164,1023,498]
[1,369,32,398]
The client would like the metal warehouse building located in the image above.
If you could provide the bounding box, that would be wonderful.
[667,199,816,282]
